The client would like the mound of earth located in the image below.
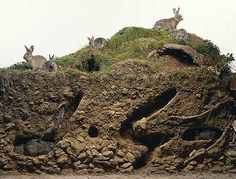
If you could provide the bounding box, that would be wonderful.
[1,27,236,175]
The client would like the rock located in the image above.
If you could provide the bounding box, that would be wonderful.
[77,136,85,143]
[77,152,87,160]
[117,150,125,157]
[75,169,88,174]
[5,123,15,131]
[32,158,41,165]
[54,148,64,157]
[189,160,197,166]
[102,151,114,158]
[95,154,109,161]
[113,156,124,163]
[210,166,223,173]
[196,164,209,171]
[121,166,133,173]
[120,162,132,169]
[77,164,88,170]
[126,152,135,162]
[57,154,69,165]
[91,148,100,157]
[196,93,201,99]
[58,141,70,149]
[92,167,104,173]
[186,164,194,171]
[107,144,116,151]
[226,150,236,158]
[38,155,47,161]
[89,163,95,169]
[73,160,82,170]
[166,166,176,172]
[203,158,213,164]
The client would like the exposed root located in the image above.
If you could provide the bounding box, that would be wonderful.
[161,100,234,124]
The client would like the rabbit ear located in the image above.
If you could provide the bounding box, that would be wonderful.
[30,45,34,52]
[177,7,180,14]
[88,37,91,41]
[173,8,176,14]
[91,36,94,40]
[49,54,55,60]
[24,45,30,52]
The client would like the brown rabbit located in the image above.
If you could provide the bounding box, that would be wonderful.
[23,45,47,70]
[42,54,58,72]
[173,28,188,40]
[154,7,183,31]
[88,36,106,49]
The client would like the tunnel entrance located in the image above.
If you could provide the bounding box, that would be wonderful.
[120,88,177,136]
[133,132,173,170]
[88,125,99,138]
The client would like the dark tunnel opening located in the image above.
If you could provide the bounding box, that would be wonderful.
[120,87,177,136]
[133,132,174,170]
[164,49,198,66]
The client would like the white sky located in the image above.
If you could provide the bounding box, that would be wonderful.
[0,0,235,70]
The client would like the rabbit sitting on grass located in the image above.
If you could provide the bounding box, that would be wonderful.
[154,7,183,31]
[88,36,106,49]
[23,45,47,70]
[42,54,57,72]
[173,28,188,40]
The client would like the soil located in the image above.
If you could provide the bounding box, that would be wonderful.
[0,50,236,176]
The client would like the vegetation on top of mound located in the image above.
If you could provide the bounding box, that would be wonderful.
[7,26,234,76]
[8,61,29,71]
[54,27,176,72]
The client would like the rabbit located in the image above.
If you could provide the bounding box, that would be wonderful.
[154,7,183,31]
[23,45,47,70]
[88,36,106,49]
[24,139,54,157]
[194,130,217,140]
[42,54,58,72]
[173,28,188,40]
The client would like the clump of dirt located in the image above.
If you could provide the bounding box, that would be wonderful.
[0,28,235,175]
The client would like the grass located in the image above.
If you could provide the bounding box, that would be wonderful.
[54,27,176,72]
[7,26,234,76]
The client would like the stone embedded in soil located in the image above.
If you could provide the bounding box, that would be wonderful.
[117,150,125,157]
[91,148,100,157]
[196,164,209,171]
[186,164,194,171]
[126,152,135,162]
[226,150,236,158]
[73,160,81,170]
[102,150,114,158]
[77,164,88,170]
[189,160,197,166]
[77,136,85,143]
[113,156,124,163]
[95,154,110,161]
[56,154,69,165]
[120,162,132,169]
[77,152,87,160]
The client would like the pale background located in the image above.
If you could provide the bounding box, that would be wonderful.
[0,0,235,70]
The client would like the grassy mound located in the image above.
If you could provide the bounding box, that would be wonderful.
[8,26,234,74]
